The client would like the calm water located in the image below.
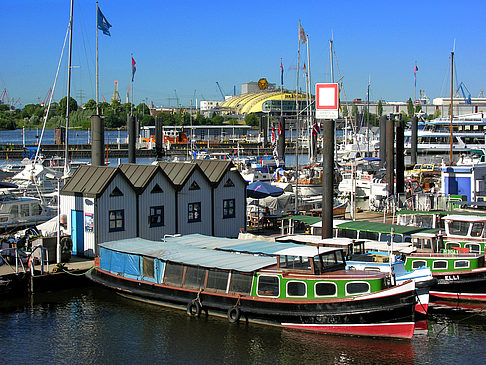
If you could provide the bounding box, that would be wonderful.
[1,285,486,364]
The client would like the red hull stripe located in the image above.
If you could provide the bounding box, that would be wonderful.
[281,322,415,339]
[415,303,428,315]
[430,291,486,302]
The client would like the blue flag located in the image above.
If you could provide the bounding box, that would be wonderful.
[97,8,112,36]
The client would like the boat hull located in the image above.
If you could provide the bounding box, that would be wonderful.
[87,268,416,339]
[430,269,486,302]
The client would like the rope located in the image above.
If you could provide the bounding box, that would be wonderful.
[57,265,95,276]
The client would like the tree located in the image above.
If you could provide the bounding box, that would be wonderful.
[84,99,97,111]
[341,105,348,118]
[58,96,78,118]
[245,113,259,127]
[351,104,358,118]
[407,98,414,118]
[377,100,383,116]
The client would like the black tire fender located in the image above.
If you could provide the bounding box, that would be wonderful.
[187,300,202,317]
[227,306,241,323]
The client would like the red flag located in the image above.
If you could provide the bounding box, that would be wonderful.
[414,65,418,73]
[278,123,282,136]
[299,21,306,43]
[312,121,320,136]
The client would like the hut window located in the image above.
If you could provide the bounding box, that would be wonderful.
[163,262,184,286]
[454,260,470,269]
[149,206,164,227]
[223,199,235,219]
[287,281,306,297]
[108,210,125,232]
[183,266,206,289]
[433,260,448,270]
[257,275,279,297]
[229,272,252,294]
[315,282,337,297]
[110,187,124,197]
[224,179,234,187]
[412,260,427,269]
[151,184,164,194]
[143,257,155,279]
[188,202,201,223]
[189,181,200,191]
[206,269,229,291]
[346,282,370,295]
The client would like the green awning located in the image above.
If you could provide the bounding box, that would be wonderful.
[336,220,429,235]
[396,209,486,217]
[285,215,322,225]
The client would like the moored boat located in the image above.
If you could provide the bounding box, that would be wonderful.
[86,234,416,339]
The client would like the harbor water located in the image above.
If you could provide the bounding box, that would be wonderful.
[1,285,486,364]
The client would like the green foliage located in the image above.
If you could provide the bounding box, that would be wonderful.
[407,98,414,118]
[377,100,383,116]
[84,99,96,111]
[351,104,358,117]
[341,104,348,118]
[244,113,259,127]
[58,96,78,118]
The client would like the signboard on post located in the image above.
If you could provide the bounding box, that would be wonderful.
[315,83,339,119]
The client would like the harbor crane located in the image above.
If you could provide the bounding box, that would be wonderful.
[455,82,472,104]
[216,82,225,100]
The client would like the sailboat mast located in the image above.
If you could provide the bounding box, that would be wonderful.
[64,0,74,176]
[96,2,99,115]
[295,23,301,213]
[450,50,454,165]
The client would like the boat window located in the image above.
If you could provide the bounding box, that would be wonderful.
[470,223,484,237]
[142,257,155,279]
[449,221,469,236]
[412,260,427,269]
[286,281,307,297]
[317,250,345,273]
[415,215,433,228]
[109,210,125,232]
[229,272,252,295]
[432,260,448,270]
[422,238,432,249]
[346,282,370,295]
[183,266,206,289]
[257,275,280,297]
[31,203,42,215]
[340,229,357,239]
[163,262,184,286]
[446,242,460,251]
[315,282,337,297]
[149,206,164,227]
[364,267,381,272]
[206,269,229,292]
[9,205,18,218]
[454,260,470,269]
[20,204,30,217]
[361,231,379,241]
[280,255,311,271]
[465,243,481,254]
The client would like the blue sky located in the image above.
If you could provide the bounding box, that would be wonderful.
[1,0,485,108]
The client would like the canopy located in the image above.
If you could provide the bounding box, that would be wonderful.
[246,181,284,199]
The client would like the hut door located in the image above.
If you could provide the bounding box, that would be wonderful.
[71,210,84,256]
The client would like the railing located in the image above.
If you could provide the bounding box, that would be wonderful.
[0,245,49,276]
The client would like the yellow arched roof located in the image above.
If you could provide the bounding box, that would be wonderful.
[222,91,310,114]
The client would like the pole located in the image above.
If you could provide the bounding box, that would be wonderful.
[64,0,74,177]
[96,2,99,115]
[295,23,301,213]
[450,51,454,165]
[56,178,61,264]
[131,53,134,116]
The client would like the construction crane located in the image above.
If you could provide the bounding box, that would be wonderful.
[111,80,121,104]
[39,88,52,106]
[455,82,472,104]
[216,82,225,100]
[1,88,8,104]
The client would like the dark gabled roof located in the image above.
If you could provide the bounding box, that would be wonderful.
[194,159,247,187]
[156,162,207,189]
[61,165,132,198]
[119,163,175,194]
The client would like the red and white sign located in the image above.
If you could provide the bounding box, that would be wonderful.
[315,83,339,119]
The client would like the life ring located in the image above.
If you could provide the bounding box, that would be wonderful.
[187,300,202,317]
[227,306,241,323]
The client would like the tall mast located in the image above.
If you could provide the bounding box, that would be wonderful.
[295,22,302,213]
[96,2,99,115]
[449,50,454,165]
[64,0,74,177]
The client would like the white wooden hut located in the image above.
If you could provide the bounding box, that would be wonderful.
[119,164,177,240]
[60,166,137,257]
